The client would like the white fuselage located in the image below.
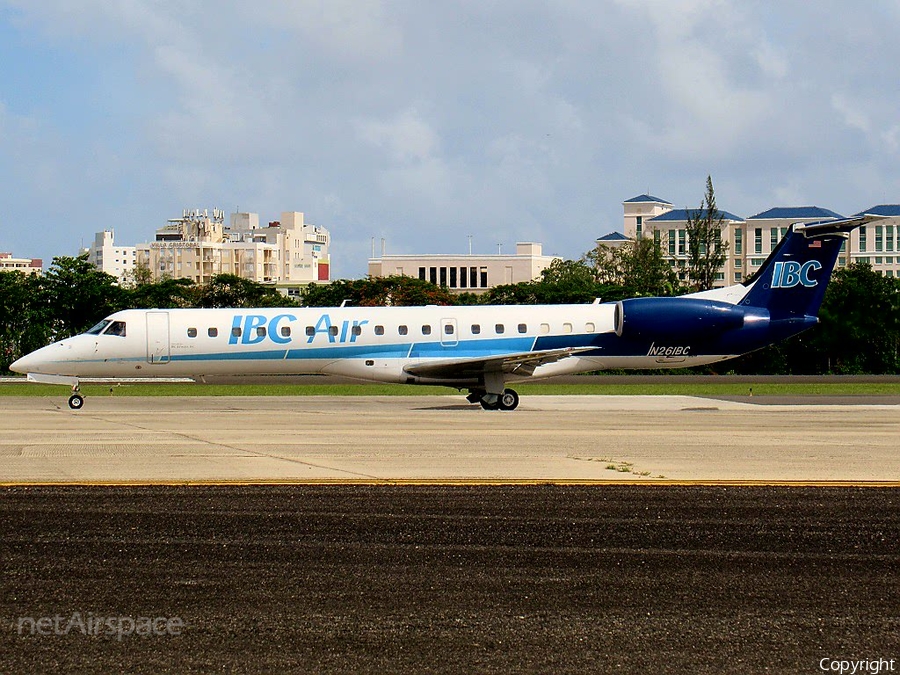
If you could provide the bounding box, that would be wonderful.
[10,303,737,386]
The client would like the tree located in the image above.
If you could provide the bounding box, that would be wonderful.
[812,263,900,373]
[584,236,681,298]
[42,254,127,339]
[684,175,729,291]
[0,272,50,372]
[126,277,197,309]
[302,276,456,307]
[195,274,289,308]
[482,259,609,305]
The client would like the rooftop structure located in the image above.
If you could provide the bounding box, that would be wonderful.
[135,209,330,294]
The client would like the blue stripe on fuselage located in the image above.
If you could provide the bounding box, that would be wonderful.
[162,336,540,364]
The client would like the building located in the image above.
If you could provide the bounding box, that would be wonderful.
[850,205,900,278]
[368,242,560,293]
[643,207,745,286]
[135,208,330,294]
[619,194,900,287]
[0,252,42,275]
[83,230,137,283]
[743,207,844,282]
[622,194,673,239]
[594,231,631,249]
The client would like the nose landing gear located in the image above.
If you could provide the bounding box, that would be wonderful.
[68,384,84,410]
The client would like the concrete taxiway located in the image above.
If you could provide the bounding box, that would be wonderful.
[1,395,899,483]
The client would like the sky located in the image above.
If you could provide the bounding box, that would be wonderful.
[3,1,900,278]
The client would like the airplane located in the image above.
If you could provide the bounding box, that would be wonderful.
[10,215,878,411]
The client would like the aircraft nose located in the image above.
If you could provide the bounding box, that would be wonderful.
[10,343,58,375]
[9,350,40,375]
[9,353,34,374]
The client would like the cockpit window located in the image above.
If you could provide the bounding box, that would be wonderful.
[86,319,112,335]
[104,321,127,337]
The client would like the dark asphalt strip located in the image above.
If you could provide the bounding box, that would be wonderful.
[2,486,898,674]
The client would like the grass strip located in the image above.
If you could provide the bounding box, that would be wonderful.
[2,381,900,397]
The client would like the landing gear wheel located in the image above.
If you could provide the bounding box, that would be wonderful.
[68,393,84,410]
[498,388,519,411]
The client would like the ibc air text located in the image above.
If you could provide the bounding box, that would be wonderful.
[820,658,896,674]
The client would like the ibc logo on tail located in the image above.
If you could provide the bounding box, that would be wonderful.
[770,260,822,289]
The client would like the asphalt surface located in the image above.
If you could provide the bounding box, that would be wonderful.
[2,485,899,674]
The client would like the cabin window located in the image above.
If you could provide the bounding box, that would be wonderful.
[585,322,595,333]
[328,326,339,337]
[422,325,432,336]
[232,326,242,338]
[105,321,127,337]
[399,325,408,336]
[563,323,573,334]
[495,324,505,334]
[471,324,481,335]
[352,325,362,337]
[517,323,527,334]
[281,326,291,338]
[208,327,218,338]
[255,327,266,338]
[444,324,455,335]
[187,327,198,338]
[375,325,385,336]
[540,323,550,334]
[305,326,315,336]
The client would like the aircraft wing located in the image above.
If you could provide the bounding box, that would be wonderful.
[403,346,597,380]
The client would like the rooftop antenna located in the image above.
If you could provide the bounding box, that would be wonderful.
[468,235,473,255]
[497,243,502,254]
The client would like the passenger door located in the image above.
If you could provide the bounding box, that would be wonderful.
[146,311,171,364]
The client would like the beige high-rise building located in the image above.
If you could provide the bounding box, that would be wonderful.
[136,208,330,292]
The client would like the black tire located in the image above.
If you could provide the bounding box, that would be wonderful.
[498,389,520,411]
[68,394,84,410]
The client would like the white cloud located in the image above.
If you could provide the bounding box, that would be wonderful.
[4,1,900,271]
[830,93,871,134]
[356,107,440,164]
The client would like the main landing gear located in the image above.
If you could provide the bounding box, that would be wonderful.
[466,388,520,411]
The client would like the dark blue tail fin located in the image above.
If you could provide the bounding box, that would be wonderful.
[739,215,881,319]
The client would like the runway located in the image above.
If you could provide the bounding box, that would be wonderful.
[3,396,899,672]
[2,485,899,674]
[1,395,899,483]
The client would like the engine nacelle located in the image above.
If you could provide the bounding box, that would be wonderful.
[614,297,746,341]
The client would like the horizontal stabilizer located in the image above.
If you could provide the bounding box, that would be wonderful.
[795,213,884,237]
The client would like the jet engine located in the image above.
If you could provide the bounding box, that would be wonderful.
[614,297,747,342]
